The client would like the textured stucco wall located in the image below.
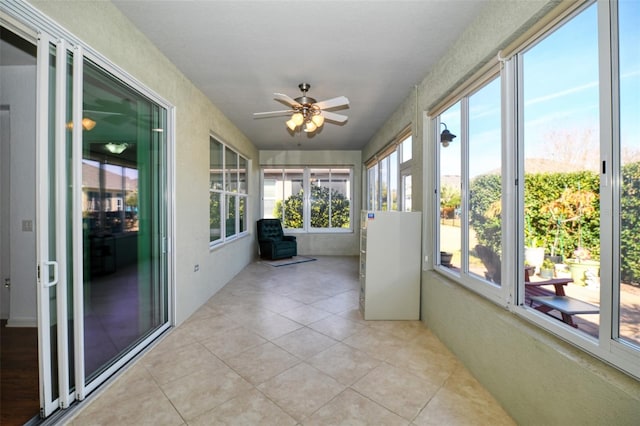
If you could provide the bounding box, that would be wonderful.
[364,0,640,423]
[259,150,362,256]
[28,0,260,324]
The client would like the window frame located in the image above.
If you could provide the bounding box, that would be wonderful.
[433,71,505,305]
[260,166,354,233]
[365,127,413,211]
[429,0,640,379]
[209,135,248,248]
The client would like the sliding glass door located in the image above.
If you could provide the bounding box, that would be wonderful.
[29,23,171,418]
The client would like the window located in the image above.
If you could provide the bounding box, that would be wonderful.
[617,0,640,348]
[520,2,600,335]
[430,0,640,378]
[209,137,248,245]
[436,76,502,291]
[365,129,412,211]
[261,167,352,231]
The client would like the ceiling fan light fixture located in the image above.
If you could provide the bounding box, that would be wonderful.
[303,121,317,133]
[311,114,324,128]
[105,142,129,154]
[291,112,304,126]
[286,118,297,131]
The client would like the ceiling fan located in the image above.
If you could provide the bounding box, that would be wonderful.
[253,83,349,133]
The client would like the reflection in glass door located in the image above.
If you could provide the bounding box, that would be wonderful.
[80,59,168,384]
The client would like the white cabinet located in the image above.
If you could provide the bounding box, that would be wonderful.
[359,211,422,320]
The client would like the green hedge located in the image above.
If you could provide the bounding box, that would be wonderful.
[469,163,640,284]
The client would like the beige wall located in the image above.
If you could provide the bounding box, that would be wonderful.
[28,0,260,324]
[363,0,640,423]
[259,150,361,256]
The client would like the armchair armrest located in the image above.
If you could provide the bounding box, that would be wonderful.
[282,235,296,241]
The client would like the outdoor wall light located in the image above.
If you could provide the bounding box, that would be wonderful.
[440,122,457,147]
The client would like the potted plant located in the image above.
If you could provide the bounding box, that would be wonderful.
[566,247,600,286]
[539,258,555,279]
[440,251,453,267]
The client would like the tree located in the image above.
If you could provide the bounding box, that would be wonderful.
[275,185,350,229]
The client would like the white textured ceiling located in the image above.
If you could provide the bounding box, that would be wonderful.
[113,0,487,151]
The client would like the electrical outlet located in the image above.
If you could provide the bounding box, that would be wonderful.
[194,264,199,272]
[22,220,33,232]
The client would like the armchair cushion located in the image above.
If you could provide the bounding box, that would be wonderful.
[257,219,297,260]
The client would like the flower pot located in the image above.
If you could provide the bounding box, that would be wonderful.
[539,268,554,279]
[567,259,600,286]
[525,247,545,273]
[440,251,453,267]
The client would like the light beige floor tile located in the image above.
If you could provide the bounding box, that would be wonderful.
[240,311,304,340]
[414,367,515,426]
[147,326,197,355]
[255,294,305,313]
[179,313,240,342]
[343,326,406,361]
[201,326,266,360]
[280,304,333,325]
[281,288,332,305]
[141,342,227,385]
[257,363,345,421]
[308,314,367,341]
[272,327,338,359]
[69,385,183,426]
[307,342,381,386]
[352,362,440,421]
[385,335,459,387]
[311,291,360,314]
[337,308,370,326]
[367,320,426,341]
[225,341,300,385]
[304,388,409,426]
[161,365,253,421]
[188,388,297,426]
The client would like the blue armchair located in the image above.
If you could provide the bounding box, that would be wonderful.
[256,219,297,260]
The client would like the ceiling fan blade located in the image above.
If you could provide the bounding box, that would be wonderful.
[322,111,348,123]
[273,93,301,107]
[253,110,294,118]
[315,96,349,110]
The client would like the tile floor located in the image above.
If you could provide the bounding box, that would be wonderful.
[65,256,515,425]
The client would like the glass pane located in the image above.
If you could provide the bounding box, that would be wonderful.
[618,0,640,347]
[226,194,236,237]
[210,192,222,242]
[239,196,247,233]
[262,168,281,219]
[281,169,304,229]
[439,102,461,270]
[389,151,398,210]
[225,146,237,192]
[469,78,502,285]
[379,157,388,210]
[310,168,331,228]
[209,139,223,190]
[402,174,412,212]
[238,155,247,194]
[82,58,168,380]
[367,165,377,210]
[330,168,351,229]
[401,135,412,163]
[522,4,600,335]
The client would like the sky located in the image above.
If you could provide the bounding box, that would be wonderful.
[440,1,639,178]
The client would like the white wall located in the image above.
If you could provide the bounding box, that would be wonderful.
[28,0,260,325]
[363,0,640,423]
[259,150,361,256]
[0,65,37,326]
